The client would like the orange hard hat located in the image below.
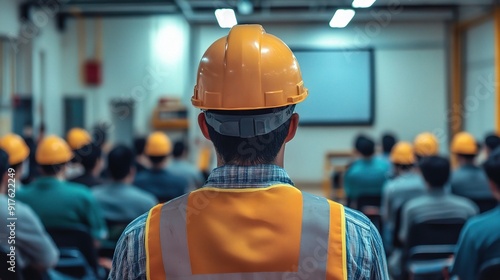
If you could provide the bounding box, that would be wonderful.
[36,135,73,165]
[451,132,477,155]
[0,133,30,165]
[414,132,439,157]
[66,128,91,150]
[145,132,172,156]
[192,24,308,111]
[390,141,415,165]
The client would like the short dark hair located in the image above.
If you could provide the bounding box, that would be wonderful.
[382,133,397,154]
[133,137,146,156]
[485,134,500,152]
[355,135,375,157]
[108,145,134,181]
[457,153,476,162]
[40,164,65,176]
[149,155,167,165]
[75,144,102,172]
[483,149,500,190]
[173,141,187,158]
[419,156,450,188]
[394,163,414,171]
[205,106,292,165]
[0,149,9,177]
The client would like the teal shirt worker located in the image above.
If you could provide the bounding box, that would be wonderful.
[17,135,107,240]
[18,177,107,239]
[452,148,500,280]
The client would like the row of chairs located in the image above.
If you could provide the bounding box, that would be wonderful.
[0,220,129,280]
[350,194,499,280]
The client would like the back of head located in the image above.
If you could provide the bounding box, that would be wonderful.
[76,143,102,173]
[414,132,439,158]
[133,137,146,156]
[0,133,30,167]
[145,132,172,166]
[355,135,375,158]
[173,141,187,159]
[419,156,450,188]
[108,145,134,181]
[390,141,415,168]
[483,148,500,190]
[451,132,478,160]
[66,128,92,150]
[485,133,500,152]
[36,135,74,176]
[382,133,397,154]
[191,25,308,165]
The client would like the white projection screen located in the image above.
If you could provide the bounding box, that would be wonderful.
[292,49,374,126]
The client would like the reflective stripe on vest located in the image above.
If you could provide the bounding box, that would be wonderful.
[145,184,347,280]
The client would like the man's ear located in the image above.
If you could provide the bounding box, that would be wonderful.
[198,113,211,140]
[285,113,299,143]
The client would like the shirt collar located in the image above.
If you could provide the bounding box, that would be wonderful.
[204,164,294,189]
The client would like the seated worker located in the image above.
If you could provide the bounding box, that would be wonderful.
[0,133,30,188]
[379,132,397,161]
[69,143,104,188]
[381,142,425,252]
[452,148,500,280]
[344,135,390,206]
[0,148,59,274]
[390,156,478,277]
[110,24,388,280]
[65,127,92,179]
[134,132,188,202]
[413,132,439,161]
[169,141,205,191]
[450,132,493,199]
[17,136,107,241]
[93,145,157,222]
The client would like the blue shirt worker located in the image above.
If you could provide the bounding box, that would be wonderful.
[450,132,493,199]
[17,135,107,240]
[110,24,388,280]
[134,132,188,203]
[381,141,425,252]
[169,141,205,191]
[344,135,390,204]
[452,148,500,280]
[93,145,157,222]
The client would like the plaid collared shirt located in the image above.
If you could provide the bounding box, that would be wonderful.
[109,165,389,280]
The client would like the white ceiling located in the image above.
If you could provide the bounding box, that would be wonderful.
[50,0,496,23]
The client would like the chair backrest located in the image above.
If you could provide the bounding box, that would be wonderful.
[479,258,500,280]
[46,226,98,274]
[355,195,382,210]
[100,220,130,259]
[405,218,466,261]
[470,198,497,214]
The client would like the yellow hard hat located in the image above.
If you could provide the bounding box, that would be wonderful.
[36,135,73,165]
[390,141,415,165]
[0,133,30,165]
[192,24,308,111]
[451,132,478,155]
[145,132,172,156]
[414,132,439,157]
[66,128,91,150]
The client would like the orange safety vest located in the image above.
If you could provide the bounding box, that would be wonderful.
[145,184,347,280]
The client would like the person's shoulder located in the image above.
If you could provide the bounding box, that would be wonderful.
[121,211,148,237]
[344,206,372,231]
[448,194,477,208]
[402,194,427,211]
[465,207,498,229]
